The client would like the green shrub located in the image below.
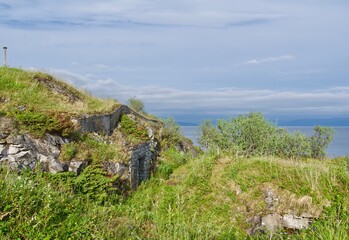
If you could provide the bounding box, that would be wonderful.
[119,114,149,142]
[73,165,120,204]
[59,142,77,161]
[198,112,334,159]
[159,118,183,149]
[310,126,335,159]
[127,97,145,113]
[11,109,60,137]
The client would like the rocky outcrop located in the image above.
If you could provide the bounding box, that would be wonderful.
[0,133,69,173]
[0,106,160,190]
[248,187,321,235]
[0,132,157,189]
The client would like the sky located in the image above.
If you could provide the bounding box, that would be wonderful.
[1,0,349,124]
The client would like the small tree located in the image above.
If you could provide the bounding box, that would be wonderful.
[160,118,183,149]
[127,97,145,113]
[310,126,335,159]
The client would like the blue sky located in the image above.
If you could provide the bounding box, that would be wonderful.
[1,0,349,123]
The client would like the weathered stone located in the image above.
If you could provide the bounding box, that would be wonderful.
[8,145,23,155]
[261,213,282,232]
[0,134,67,173]
[0,117,14,136]
[1,106,160,190]
[265,188,278,210]
[282,214,310,230]
[103,161,127,177]
[0,134,7,140]
[69,161,89,175]
[6,152,37,170]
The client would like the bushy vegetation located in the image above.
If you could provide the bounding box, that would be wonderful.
[127,97,145,113]
[119,114,149,143]
[158,117,184,149]
[199,112,335,159]
[59,134,128,164]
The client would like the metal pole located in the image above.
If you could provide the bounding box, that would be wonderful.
[3,47,7,66]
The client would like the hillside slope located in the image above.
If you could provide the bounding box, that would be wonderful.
[0,67,348,239]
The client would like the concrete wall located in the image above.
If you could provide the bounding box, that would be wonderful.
[77,105,159,135]
[130,142,153,190]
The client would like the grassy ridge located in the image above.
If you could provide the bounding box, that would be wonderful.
[0,67,119,115]
[0,67,120,137]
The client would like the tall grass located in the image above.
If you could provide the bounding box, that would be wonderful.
[0,153,348,239]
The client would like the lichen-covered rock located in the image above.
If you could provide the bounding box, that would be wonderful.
[282,214,311,230]
[69,161,89,175]
[248,186,319,235]
[0,134,68,173]
[103,161,128,177]
[261,213,282,232]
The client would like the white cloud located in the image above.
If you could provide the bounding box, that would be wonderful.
[237,55,295,66]
[49,69,349,118]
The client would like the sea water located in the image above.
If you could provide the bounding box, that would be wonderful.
[181,126,349,158]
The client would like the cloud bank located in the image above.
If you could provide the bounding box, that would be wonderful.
[51,69,349,120]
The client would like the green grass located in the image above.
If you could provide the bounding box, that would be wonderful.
[0,67,120,137]
[1,67,348,239]
[0,67,119,115]
[0,151,348,239]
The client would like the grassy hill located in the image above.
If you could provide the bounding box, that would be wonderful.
[0,67,119,115]
[0,68,348,239]
[0,67,120,137]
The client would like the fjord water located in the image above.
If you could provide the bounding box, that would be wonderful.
[181,126,349,158]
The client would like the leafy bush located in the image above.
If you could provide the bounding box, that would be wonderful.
[310,126,335,159]
[127,97,145,113]
[73,165,119,204]
[159,118,183,149]
[199,112,334,159]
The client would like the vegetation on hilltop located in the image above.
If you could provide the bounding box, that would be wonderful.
[199,112,335,159]
[0,68,348,239]
[0,67,119,136]
[0,67,119,115]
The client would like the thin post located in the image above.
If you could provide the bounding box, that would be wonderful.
[3,47,7,66]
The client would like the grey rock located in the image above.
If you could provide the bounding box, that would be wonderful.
[283,214,310,230]
[0,144,5,155]
[103,161,127,177]
[0,134,67,173]
[69,161,89,175]
[265,188,278,210]
[261,213,282,232]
